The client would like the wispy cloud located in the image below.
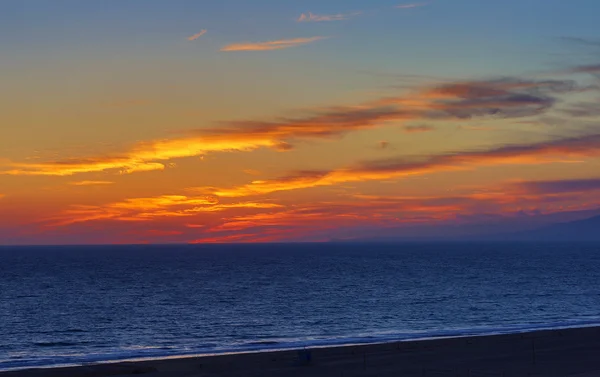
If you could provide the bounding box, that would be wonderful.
[514,178,600,195]
[187,29,207,41]
[185,223,206,229]
[0,68,593,177]
[297,12,361,22]
[32,178,600,242]
[128,229,183,237]
[0,137,279,176]
[191,182,600,242]
[47,194,283,227]
[559,37,600,49]
[221,36,327,52]
[560,102,600,117]
[198,134,600,198]
[457,125,495,131]
[570,64,600,74]
[69,181,114,186]
[403,125,435,133]
[395,2,429,9]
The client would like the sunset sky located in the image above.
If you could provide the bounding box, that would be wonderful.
[1,0,600,244]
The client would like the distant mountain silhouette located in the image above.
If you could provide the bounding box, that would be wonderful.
[490,214,600,241]
[336,213,600,243]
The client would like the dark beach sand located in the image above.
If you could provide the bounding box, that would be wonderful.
[3,326,600,377]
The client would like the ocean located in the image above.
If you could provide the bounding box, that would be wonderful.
[1,242,600,371]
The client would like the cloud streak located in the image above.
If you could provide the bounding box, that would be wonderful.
[47,194,283,227]
[25,176,600,242]
[570,64,600,74]
[193,187,600,243]
[0,71,590,177]
[200,134,600,198]
[221,37,327,52]
[403,125,435,133]
[203,174,600,242]
[187,29,207,41]
[297,12,361,22]
[69,181,114,186]
[560,37,600,49]
[561,102,600,118]
[514,178,600,195]
[0,136,279,176]
[395,3,429,9]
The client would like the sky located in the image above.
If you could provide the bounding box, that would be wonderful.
[1,0,600,244]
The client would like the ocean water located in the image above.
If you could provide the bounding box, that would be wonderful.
[1,242,600,371]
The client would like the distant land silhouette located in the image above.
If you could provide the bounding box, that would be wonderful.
[493,214,600,242]
[339,214,600,242]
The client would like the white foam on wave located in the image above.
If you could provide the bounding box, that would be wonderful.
[2,319,600,372]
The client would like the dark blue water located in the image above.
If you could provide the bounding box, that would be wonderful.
[1,243,600,371]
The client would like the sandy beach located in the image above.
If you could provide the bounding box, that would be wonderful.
[2,326,600,377]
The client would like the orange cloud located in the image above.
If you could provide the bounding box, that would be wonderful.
[185,202,282,213]
[217,203,459,229]
[129,229,184,237]
[2,159,166,176]
[191,229,295,244]
[0,136,278,176]
[46,193,283,227]
[192,233,257,244]
[221,37,327,51]
[297,12,361,22]
[0,105,405,176]
[0,75,585,177]
[185,223,206,229]
[19,173,600,243]
[69,181,114,186]
[187,29,207,41]
[195,199,464,243]
[201,134,600,197]
[109,195,218,211]
[197,181,600,242]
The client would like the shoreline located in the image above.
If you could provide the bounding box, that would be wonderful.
[3,325,600,377]
[4,320,600,372]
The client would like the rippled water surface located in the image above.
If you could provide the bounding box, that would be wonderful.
[1,243,600,370]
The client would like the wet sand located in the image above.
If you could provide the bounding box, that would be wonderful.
[3,326,600,377]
